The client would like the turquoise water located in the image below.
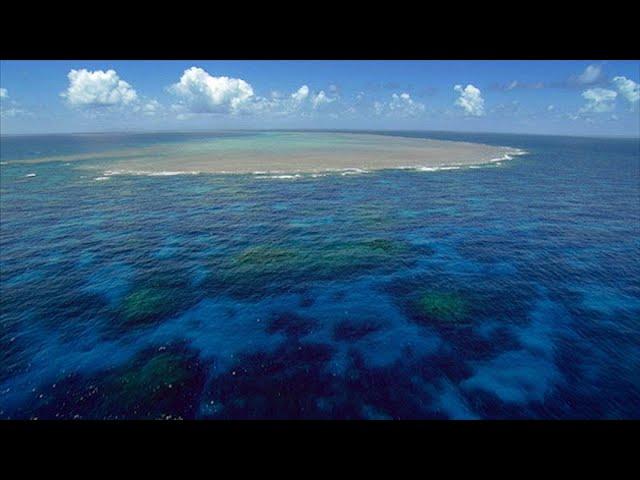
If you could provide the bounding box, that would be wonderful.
[1,131,639,419]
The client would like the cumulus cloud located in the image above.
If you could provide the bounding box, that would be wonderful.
[0,88,32,118]
[611,76,639,104]
[372,92,425,117]
[388,92,425,116]
[577,64,604,85]
[169,67,255,114]
[291,85,309,103]
[61,69,138,107]
[454,84,484,116]
[311,90,335,109]
[581,88,617,113]
[133,99,164,116]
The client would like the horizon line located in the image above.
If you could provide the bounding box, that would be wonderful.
[1,127,638,141]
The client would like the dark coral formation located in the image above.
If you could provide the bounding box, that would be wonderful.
[16,344,206,419]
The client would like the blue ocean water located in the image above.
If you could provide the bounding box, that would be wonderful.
[0,131,638,419]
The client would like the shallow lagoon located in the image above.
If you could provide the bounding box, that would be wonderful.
[0,131,638,419]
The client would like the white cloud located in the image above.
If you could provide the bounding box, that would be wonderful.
[1,100,31,118]
[454,84,484,116]
[312,90,335,109]
[291,85,309,103]
[581,88,617,113]
[0,89,31,118]
[61,69,138,107]
[577,64,604,85]
[371,92,425,118]
[611,76,639,104]
[169,67,254,114]
[134,99,163,116]
[388,92,425,116]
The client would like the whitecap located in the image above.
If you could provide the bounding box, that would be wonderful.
[265,174,302,179]
[102,169,200,177]
[25,173,36,177]
[146,171,200,176]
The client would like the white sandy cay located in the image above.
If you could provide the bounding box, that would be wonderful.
[7,132,526,175]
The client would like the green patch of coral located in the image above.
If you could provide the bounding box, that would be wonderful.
[235,238,407,275]
[413,291,470,325]
[24,346,206,419]
[207,238,412,298]
[117,352,191,403]
[119,287,174,325]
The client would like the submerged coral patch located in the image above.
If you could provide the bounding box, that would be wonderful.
[14,344,207,419]
[119,287,177,326]
[206,238,413,299]
[411,291,471,325]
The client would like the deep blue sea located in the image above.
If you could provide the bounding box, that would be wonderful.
[1,131,639,419]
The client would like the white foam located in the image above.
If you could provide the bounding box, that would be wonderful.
[488,148,527,164]
[94,176,110,181]
[265,174,302,179]
[102,169,200,177]
[324,167,370,175]
[147,171,201,176]
[25,173,36,177]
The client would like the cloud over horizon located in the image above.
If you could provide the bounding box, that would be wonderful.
[61,69,138,108]
[454,84,485,116]
[580,88,618,113]
[169,67,255,114]
[611,76,640,105]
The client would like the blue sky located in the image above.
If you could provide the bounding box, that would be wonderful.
[1,60,638,136]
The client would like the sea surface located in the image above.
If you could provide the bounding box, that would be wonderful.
[0,130,638,419]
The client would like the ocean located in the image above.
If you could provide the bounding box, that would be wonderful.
[0,130,638,419]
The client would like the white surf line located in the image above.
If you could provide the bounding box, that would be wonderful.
[102,169,201,177]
